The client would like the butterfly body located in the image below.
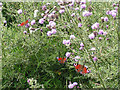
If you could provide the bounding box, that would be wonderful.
[74,63,90,75]
[57,57,67,64]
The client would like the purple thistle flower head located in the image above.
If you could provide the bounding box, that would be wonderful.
[93,31,98,37]
[93,56,98,61]
[78,23,82,27]
[91,22,99,29]
[106,25,108,28]
[66,40,70,44]
[70,35,75,39]
[39,18,45,24]
[98,29,104,35]
[51,29,57,34]
[68,84,74,89]
[81,0,86,4]
[63,40,67,45]
[40,28,43,32]
[117,4,119,7]
[31,20,35,25]
[73,82,78,86]
[18,24,21,26]
[17,9,22,14]
[71,13,75,17]
[23,31,27,34]
[75,7,79,10]
[47,31,52,36]
[112,12,116,17]
[80,42,84,47]
[106,38,109,40]
[82,10,92,17]
[42,5,47,11]
[27,79,30,83]
[25,23,30,28]
[89,33,95,39]
[0,2,2,7]
[49,21,56,27]
[81,4,86,9]
[74,56,80,62]
[106,10,110,15]
[114,7,118,11]
[59,9,65,14]
[79,46,84,50]
[66,52,71,57]
[104,17,109,22]
[113,3,116,7]
[103,31,107,35]
[68,3,74,7]
[4,20,7,24]
[99,37,102,41]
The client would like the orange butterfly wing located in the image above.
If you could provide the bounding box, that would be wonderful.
[58,58,66,64]
[81,67,88,74]
[75,64,83,72]
[20,20,28,26]
[74,64,90,75]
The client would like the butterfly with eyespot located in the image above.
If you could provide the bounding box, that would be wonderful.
[57,57,67,64]
[73,63,90,75]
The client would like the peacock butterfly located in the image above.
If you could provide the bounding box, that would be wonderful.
[74,63,90,75]
[57,57,67,64]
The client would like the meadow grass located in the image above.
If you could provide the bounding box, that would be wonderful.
[1,1,119,89]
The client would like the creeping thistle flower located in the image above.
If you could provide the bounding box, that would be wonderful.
[73,82,78,86]
[68,84,74,89]
[78,23,82,27]
[103,31,107,36]
[93,56,98,61]
[79,46,84,50]
[59,9,65,14]
[71,13,75,17]
[70,35,75,39]
[47,31,52,36]
[39,18,45,24]
[66,52,71,57]
[81,4,86,9]
[80,42,84,47]
[17,9,22,14]
[98,29,104,35]
[42,5,47,11]
[68,81,78,89]
[51,29,57,34]
[75,7,79,10]
[89,33,95,39]
[82,10,92,17]
[31,20,36,25]
[49,21,56,27]
[104,17,109,22]
[0,2,2,7]
[91,22,99,29]
[106,25,108,28]
[23,31,27,34]
[99,37,102,41]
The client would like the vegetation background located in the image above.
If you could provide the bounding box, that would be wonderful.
[0,0,119,89]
